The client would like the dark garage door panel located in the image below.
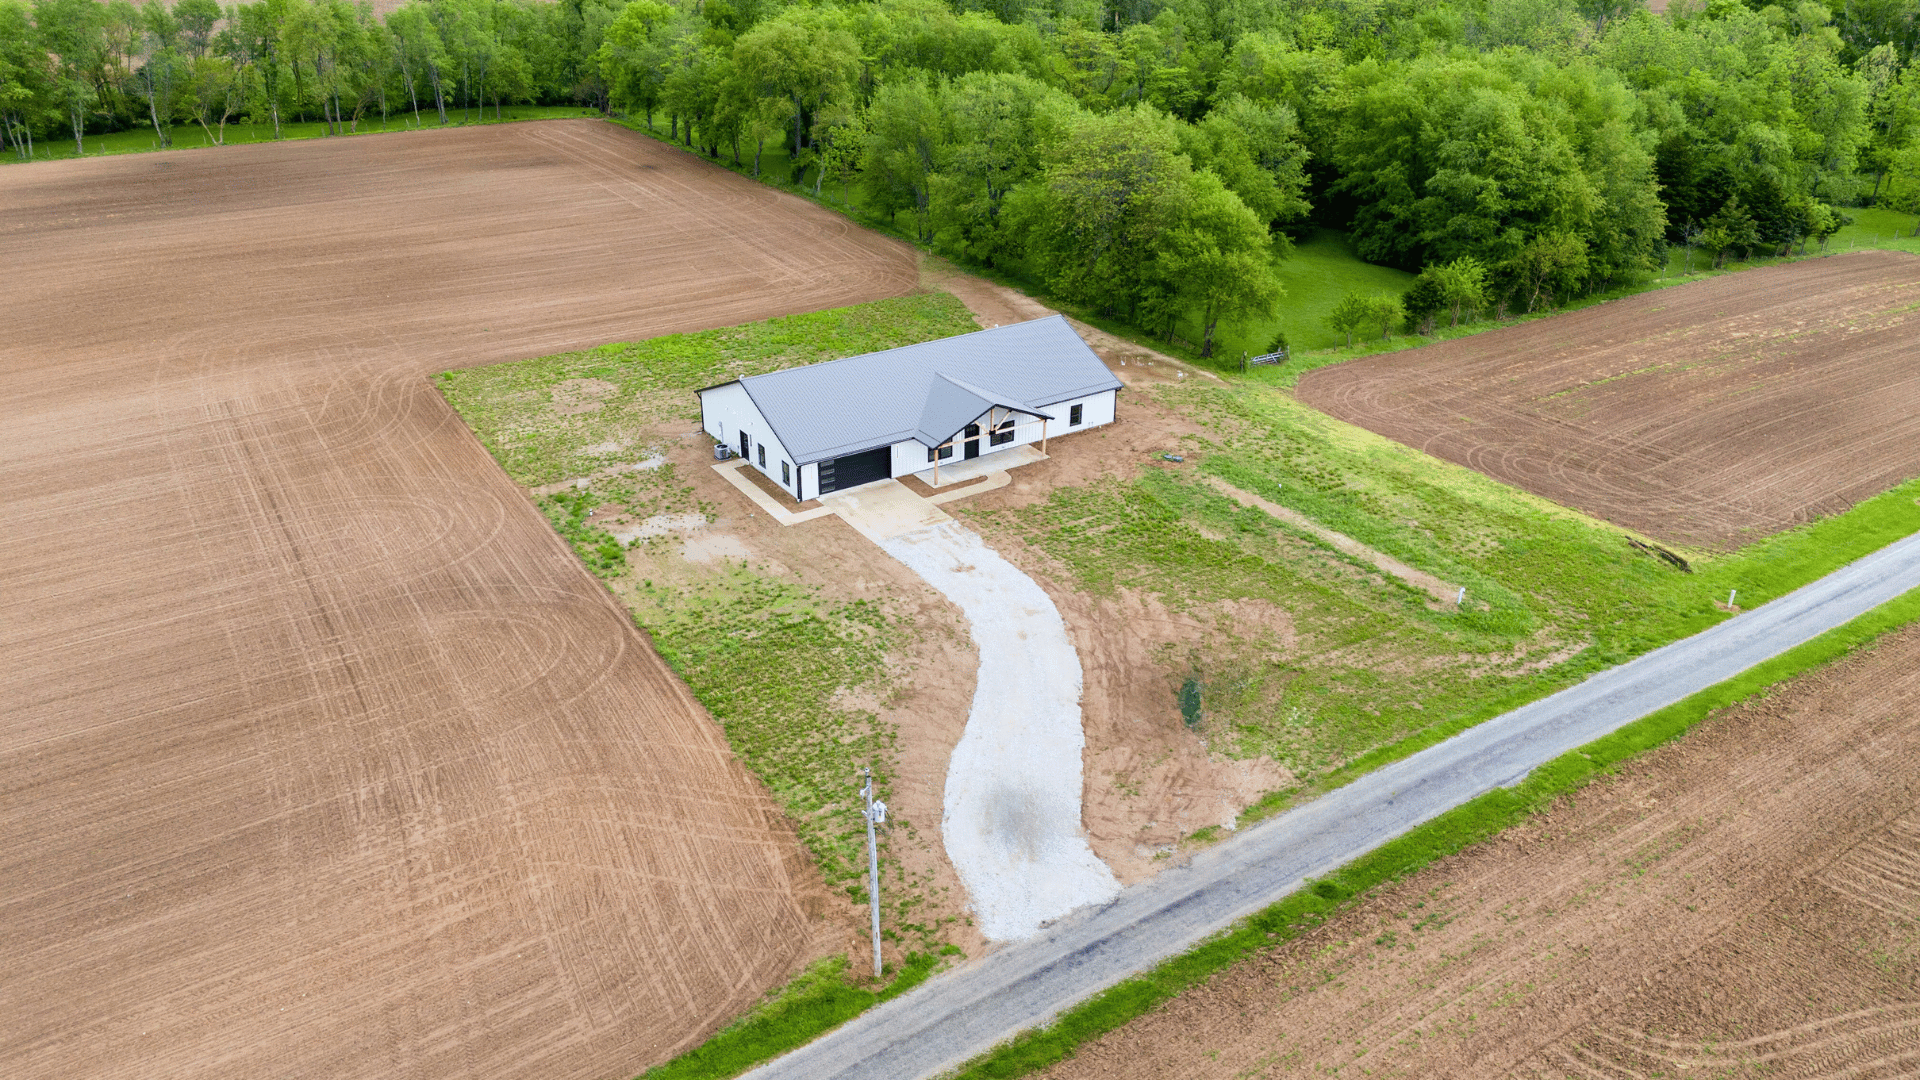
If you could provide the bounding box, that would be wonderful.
[818,446,892,494]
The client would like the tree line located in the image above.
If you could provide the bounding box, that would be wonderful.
[7,0,1920,354]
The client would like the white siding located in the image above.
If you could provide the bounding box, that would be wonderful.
[890,439,929,479]
[699,384,804,500]
[1040,388,1117,442]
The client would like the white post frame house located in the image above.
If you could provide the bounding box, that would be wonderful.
[697,315,1122,501]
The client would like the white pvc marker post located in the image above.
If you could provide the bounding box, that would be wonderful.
[1728,589,1738,608]
[861,769,886,978]
[1455,586,1466,606]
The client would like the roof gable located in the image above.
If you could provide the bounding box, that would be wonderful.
[913,375,1056,448]
[712,315,1122,465]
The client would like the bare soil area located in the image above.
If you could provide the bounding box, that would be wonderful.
[1044,622,1920,1080]
[0,120,916,1079]
[1297,252,1920,549]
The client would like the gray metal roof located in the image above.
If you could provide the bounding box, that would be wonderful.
[706,315,1123,465]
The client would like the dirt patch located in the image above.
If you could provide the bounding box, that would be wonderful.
[549,376,617,414]
[1297,252,1920,549]
[0,120,917,1080]
[1202,475,1459,604]
[1043,622,1920,1080]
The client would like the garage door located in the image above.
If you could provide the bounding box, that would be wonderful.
[817,446,892,494]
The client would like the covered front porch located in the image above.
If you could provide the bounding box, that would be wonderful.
[912,443,1048,488]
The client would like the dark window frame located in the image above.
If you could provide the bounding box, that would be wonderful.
[1069,403,1084,426]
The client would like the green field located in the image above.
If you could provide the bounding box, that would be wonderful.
[1,105,599,163]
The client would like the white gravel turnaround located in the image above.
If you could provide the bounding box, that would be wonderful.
[822,480,1119,940]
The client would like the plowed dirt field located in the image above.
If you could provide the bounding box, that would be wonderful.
[1044,622,1920,1080]
[0,120,916,1079]
[1297,251,1920,549]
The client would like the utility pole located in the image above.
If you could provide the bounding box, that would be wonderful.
[861,768,886,978]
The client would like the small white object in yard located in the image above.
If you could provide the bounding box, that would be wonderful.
[1161,453,1184,463]
[1455,586,1466,605]
[1728,588,1738,607]
[1177,371,1184,378]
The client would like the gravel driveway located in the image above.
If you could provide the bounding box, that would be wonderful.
[824,480,1119,940]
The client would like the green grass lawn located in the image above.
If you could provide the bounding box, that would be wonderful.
[1,104,600,163]
[1231,229,1417,356]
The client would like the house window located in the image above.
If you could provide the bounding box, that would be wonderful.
[1070,403,1084,426]
[990,418,1015,446]
[757,444,766,468]
[927,443,954,462]
[781,461,791,485]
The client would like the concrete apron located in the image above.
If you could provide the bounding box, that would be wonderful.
[822,480,1120,940]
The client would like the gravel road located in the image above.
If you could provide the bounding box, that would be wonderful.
[745,529,1920,1080]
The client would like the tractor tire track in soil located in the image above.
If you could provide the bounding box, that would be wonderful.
[1297,251,1920,550]
[0,120,917,1079]
[1044,623,1920,1080]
